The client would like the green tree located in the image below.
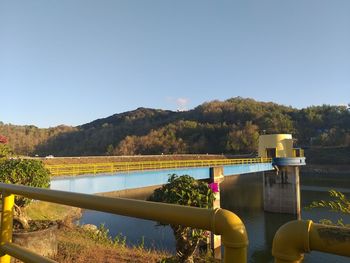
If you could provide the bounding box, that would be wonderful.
[148,175,215,263]
[0,134,11,159]
[0,159,51,229]
[106,144,115,155]
[226,122,259,153]
[0,144,11,159]
[115,136,138,155]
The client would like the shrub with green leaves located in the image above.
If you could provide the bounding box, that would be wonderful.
[0,159,51,229]
[148,174,215,263]
[0,134,11,160]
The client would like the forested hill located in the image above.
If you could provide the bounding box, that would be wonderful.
[1,97,349,158]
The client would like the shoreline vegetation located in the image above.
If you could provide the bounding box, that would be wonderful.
[302,164,350,175]
[53,224,171,263]
[25,202,171,262]
[25,201,217,263]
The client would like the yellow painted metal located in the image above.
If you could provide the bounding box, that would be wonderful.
[45,157,272,176]
[292,148,304,158]
[0,243,56,263]
[272,220,350,263]
[213,209,248,262]
[0,193,14,263]
[0,183,248,263]
[258,134,294,158]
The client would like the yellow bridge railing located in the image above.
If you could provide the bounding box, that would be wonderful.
[0,183,248,263]
[46,157,272,176]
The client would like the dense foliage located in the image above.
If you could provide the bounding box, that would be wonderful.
[148,175,215,263]
[1,97,349,158]
[0,159,50,207]
[0,124,76,156]
[0,159,51,229]
[0,135,11,159]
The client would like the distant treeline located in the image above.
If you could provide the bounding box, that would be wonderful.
[1,97,349,161]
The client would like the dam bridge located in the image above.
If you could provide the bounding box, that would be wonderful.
[48,134,306,216]
[47,134,306,259]
[49,157,275,194]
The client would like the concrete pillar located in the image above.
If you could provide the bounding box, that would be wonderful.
[209,166,224,259]
[263,166,301,216]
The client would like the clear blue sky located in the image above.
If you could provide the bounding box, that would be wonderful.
[1,1,349,128]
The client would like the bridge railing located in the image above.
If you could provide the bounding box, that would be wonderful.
[46,157,272,176]
[0,182,248,263]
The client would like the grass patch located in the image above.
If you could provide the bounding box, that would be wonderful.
[53,225,170,263]
[25,201,81,221]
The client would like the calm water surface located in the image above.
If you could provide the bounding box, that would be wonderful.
[79,172,350,262]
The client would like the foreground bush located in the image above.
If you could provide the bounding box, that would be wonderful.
[0,159,50,229]
[149,174,215,263]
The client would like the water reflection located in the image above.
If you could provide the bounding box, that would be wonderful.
[220,174,298,263]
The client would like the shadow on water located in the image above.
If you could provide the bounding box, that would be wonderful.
[79,171,350,262]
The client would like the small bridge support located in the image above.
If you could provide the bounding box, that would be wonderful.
[209,167,224,260]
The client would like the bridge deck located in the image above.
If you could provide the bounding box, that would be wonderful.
[47,158,272,177]
[50,161,274,194]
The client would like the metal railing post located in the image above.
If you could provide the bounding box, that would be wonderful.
[0,193,14,263]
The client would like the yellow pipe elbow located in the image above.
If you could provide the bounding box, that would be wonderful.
[212,209,249,262]
[272,220,312,263]
[273,220,350,262]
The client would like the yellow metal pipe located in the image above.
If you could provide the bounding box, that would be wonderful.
[0,243,56,263]
[0,183,248,262]
[309,222,350,258]
[272,220,350,263]
[213,209,248,262]
[0,193,14,263]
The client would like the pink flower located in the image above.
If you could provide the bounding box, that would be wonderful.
[209,182,219,193]
[203,231,210,237]
[0,135,8,144]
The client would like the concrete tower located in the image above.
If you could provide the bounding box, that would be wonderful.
[259,134,306,215]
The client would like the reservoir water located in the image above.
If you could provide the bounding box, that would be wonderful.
[77,171,350,262]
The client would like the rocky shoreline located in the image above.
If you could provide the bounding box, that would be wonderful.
[301,164,350,175]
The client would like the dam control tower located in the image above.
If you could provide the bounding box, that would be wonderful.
[258,134,306,215]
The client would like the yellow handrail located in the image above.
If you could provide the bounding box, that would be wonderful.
[46,158,273,176]
[272,220,350,262]
[0,193,14,263]
[0,183,248,263]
